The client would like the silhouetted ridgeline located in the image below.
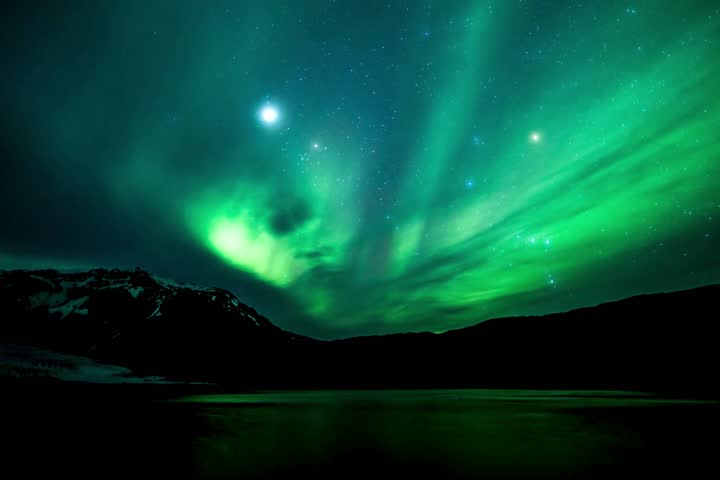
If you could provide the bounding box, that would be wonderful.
[1,268,718,394]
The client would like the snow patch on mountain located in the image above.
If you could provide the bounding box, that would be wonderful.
[147,297,164,319]
[150,273,216,293]
[30,291,68,309]
[127,285,143,299]
[48,296,89,319]
[29,274,55,288]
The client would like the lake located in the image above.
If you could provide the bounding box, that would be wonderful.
[5,389,719,479]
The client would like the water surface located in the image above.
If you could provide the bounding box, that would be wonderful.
[7,389,719,479]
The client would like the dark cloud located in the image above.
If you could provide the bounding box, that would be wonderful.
[269,200,312,236]
[299,247,334,260]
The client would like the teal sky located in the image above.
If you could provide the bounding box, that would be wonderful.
[1,0,719,338]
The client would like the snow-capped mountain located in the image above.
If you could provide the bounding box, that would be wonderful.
[4,267,274,327]
[0,268,311,384]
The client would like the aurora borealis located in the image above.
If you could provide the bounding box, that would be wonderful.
[1,0,719,338]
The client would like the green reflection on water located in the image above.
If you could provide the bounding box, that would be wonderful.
[170,390,719,479]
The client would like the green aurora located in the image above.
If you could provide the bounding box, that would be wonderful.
[1,0,719,337]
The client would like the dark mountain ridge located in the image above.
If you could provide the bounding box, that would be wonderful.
[1,268,718,394]
[0,268,313,384]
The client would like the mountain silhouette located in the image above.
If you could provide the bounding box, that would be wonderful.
[1,268,718,394]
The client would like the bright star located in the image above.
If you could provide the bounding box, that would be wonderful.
[313,143,319,149]
[259,105,279,125]
[530,132,541,143]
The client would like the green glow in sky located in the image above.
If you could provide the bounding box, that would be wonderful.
[1,1,719,337]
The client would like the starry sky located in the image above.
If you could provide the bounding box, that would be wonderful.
[1,0,719,338]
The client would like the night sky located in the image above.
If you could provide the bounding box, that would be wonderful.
[1,1,719,338]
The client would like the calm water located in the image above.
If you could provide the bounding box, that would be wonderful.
[6,389,720,479]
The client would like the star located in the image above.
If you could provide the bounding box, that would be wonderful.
[259,104,279,125]
[530,132,541,143]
